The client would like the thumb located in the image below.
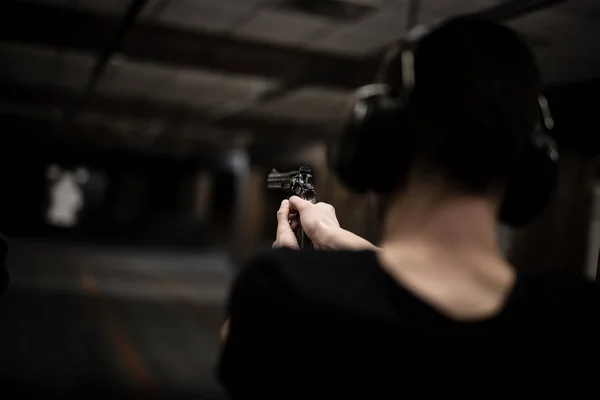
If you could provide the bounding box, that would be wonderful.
[289,196,311,212]
[277,199,291,228]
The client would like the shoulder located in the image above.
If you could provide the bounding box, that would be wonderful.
[517,271,600,321]
[249,247,376,282]
[244,247,373,269]
[520,271,599,297]
[230,249,378,308]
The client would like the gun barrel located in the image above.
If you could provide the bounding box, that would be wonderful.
[267,179,290,188]
[267,182,288,189]
[267,170,298,185]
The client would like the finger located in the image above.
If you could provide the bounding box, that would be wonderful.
[277,201,295,239]
[277,199,291,226]
[289,196,311,212]
[290,220,298,231]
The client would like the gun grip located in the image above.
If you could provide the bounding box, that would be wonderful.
[296,225,313,250]
[294,192,316,250]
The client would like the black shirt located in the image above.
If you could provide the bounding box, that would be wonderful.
[217,248,600,398]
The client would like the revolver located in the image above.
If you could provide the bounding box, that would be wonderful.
[267,166,316,249]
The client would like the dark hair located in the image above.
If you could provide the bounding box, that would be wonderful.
[385,17,542,196]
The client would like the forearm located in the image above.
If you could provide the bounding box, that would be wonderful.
[320,227,379,251]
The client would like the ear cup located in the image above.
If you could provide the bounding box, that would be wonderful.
[499,129,559,227]
[329,86,412,194]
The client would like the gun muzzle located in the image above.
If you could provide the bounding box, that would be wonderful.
[267,182,289,190]
[267,170,296,190]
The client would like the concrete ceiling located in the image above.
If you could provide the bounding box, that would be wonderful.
[0,0,598,157]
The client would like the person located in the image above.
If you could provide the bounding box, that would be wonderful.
[217,17,599,398]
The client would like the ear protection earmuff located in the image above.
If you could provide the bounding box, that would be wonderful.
[328,23,559,227]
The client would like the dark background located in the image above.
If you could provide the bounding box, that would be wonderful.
[1,0,600,398]
[0,137,239,247]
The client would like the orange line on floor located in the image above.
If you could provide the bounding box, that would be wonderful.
[82,270,156,399]
[137,269,224,328]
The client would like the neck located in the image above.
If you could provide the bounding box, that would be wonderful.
[377,183,515,321]
[380,185,501,257]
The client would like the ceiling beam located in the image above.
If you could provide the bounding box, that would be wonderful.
[0,111,326,165]
[0,0,568,99]
[0,113,225,161]
[0,2,375,90]
[193,0,573,126]
[0,82,330,146]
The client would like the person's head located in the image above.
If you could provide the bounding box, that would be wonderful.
[382,17,543,203]
[332,17,554,245]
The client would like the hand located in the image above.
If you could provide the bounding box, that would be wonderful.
[288,196,378,251]
[287,196,341,250]
[273,197,341,250]
[272,199,302,250]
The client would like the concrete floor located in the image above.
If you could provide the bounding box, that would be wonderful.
[0,240,233,399]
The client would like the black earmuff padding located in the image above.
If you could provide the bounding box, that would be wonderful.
[332,94,411,194]
[499,141,558,227]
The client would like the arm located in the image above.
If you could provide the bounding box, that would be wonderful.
[221,200,377,343]
[318,226,379,252]
[288,196,379,252]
